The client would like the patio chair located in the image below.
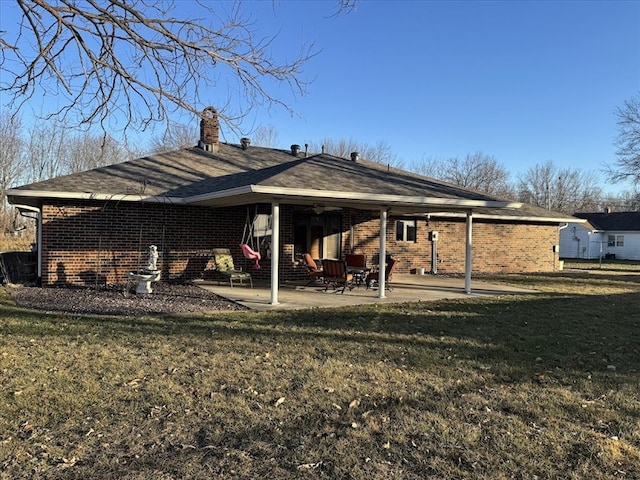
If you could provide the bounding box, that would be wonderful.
[303,253,324,285]
[345,253,369,287]
[211,248,253,288]
[365,257,399,290]
[322,259,354,294]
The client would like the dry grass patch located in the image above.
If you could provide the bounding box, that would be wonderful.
[1,263,639,478]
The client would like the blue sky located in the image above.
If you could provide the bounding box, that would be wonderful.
[240,0,640,192]
[1,0,639,193]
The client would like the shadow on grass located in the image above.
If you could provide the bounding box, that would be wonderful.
[2,291,639,478]
[482,272,640,288]
[2,290,639,379]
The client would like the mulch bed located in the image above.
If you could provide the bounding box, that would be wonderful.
[8,282,247,316]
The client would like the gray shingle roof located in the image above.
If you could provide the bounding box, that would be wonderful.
[574,212,640,231]
[8,142,573,222]
[12,143,500,200]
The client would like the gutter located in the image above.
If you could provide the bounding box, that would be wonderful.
[250,186,522,209]
[7,189,187,205]
[8,185,523,211]
[423,211,584,224]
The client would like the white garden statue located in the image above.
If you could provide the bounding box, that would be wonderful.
[146,245,159,271]
[129,245,161,295]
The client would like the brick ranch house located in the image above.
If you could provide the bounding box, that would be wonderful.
[8,107,575,302]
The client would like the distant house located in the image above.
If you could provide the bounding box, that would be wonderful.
[559,210,640,260]
[7,107,576,301]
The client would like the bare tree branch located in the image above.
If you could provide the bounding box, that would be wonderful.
[309,137,402,167]
[411,152,513,198]
[606,93,640,185]
[1,0,320,135]
[0,113,25,213]
[517,160,603,214]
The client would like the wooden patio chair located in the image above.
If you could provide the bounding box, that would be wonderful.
[303,253,324,285]
[322,259,354,294]
[365,257,399,290]
[211,248,253,288]
[345,253,367,268]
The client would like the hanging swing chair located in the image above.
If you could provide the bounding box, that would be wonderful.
[240,208,262,269]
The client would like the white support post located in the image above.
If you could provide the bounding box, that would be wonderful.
[270,202,280,305]
[464,210,473,294]
[378,208,387,299]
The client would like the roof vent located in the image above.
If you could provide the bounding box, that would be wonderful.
[291,144,300,156]
[350,151,359,162]
[240,137,251,150]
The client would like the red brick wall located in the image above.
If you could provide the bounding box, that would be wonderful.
[40,200,254,286]
[39,201,560,286]
[344,211,560,274]
[425,218,559,273]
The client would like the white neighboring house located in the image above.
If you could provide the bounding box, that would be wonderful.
[559,211,640,260]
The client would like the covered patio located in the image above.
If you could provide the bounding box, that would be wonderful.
[195,273,537,311]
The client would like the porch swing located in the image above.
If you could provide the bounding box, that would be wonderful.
[240,207,262,269]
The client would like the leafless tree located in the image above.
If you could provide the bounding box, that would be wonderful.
[600,189,640,212]
[20,121,134,182]
[517,161,603,214]
[309,137,403,167]
[607,93,640,185]
[1,1,353,135]
[412,152,514,198]
[251,124,280,148]
[0,113,25,214]
[66,132,134,173]
[411,156,442,179]
[23,121,69,183]
[148,122,198,154]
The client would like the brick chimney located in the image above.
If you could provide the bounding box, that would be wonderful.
[199,106,219,153]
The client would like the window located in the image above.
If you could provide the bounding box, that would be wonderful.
[396,219,417,242]
[294,213,342,260]
[608,234,624,247]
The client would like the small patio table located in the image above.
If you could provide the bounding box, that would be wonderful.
[347,267,371,287]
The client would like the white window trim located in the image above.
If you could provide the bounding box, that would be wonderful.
[396,219,417,243]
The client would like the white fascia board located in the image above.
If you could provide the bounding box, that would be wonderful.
[425,211,584,223]
[8,184,523,211]
[6,189,187,204]
[247,185,522,209]
[182,185,257,203]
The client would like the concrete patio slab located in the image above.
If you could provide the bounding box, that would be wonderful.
[195,274,537,311]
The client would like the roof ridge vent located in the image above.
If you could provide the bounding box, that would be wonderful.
[350,151,359,162]
[240,137,251,150]
[290,144,300,156]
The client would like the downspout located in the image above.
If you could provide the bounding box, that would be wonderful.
[557,223,569,271]
[14,204,42,281]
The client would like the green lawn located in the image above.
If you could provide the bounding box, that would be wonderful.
[1,262,639,479]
